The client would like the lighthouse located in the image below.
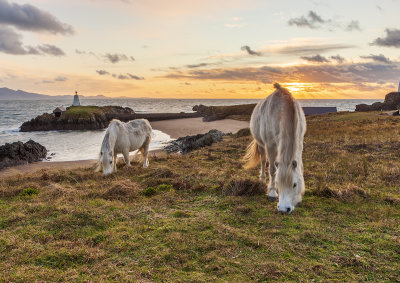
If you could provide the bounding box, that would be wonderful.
[72,91,80,106]
[398,81,400,92]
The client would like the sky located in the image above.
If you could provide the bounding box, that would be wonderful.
[0,0,399,99]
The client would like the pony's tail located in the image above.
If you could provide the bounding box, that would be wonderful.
[243,139,261,169]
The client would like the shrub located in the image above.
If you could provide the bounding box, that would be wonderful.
[19,187,39,197]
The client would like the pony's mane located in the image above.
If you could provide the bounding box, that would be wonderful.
[101,120,120,153]
[275,84,298,185]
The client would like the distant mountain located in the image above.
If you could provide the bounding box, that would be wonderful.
[0,87,116,100]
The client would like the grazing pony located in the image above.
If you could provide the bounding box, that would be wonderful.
[244,83,306,214]
[97,119,152,175]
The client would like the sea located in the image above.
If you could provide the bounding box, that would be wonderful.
[0,98,381,162]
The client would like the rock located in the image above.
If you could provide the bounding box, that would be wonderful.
[164,129,224,154]
[192,104,256,121]
[0,140,47,170]
[355,92,400,112]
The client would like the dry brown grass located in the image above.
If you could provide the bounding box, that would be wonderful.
[0,111,400,281]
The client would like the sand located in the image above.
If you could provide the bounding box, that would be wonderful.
[151,117,249,139]
[0,118,249,178]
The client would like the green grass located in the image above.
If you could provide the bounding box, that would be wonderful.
[64,106,102,118]
[0,111,399,281]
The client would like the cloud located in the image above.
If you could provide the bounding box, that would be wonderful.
[288,11,361,32]
[241,45,261,56]
[300,54,330,63]
[127,73,144,80]
[117,74,129,80]
[186,63,209,68]
[41,76,67,84]
[104,53,135,63]
[346,20,361,31]
[162,62,400,85]
[54,76,67,81]
[288,11,326,29]
[0,26,65,56]
[0,0,73,34]
[96,70,144,80]
[96,70,110,75]
[372,29,400,48]
[330,55,345,64]
[269,43,355,55]
[0,25,34,55]
[37,44,65,56]
[360,54,392,64]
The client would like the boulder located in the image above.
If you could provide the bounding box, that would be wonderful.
[164,129,224,154]
[0,140,47,170]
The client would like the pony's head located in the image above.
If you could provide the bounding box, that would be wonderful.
[100,150,115,176]
[275,160,304,214]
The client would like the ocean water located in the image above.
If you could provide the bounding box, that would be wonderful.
[0,98,382,162]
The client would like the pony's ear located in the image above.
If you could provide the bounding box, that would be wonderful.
[274,161,279,168]
[292,160,297,169]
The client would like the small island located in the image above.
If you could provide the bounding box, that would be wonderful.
[20,105,200,132]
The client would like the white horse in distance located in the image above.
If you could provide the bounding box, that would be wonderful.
[244,83,306,214]
[97,119,152,175]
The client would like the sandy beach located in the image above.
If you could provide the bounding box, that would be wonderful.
[0,118,249,178]
[151,117,249,139]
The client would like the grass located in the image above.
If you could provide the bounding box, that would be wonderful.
[64,106,103,118]
[0,111,400,281]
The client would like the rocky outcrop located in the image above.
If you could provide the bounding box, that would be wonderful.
[355,92,400,112]
[0,140,47,169]
[193,104,256,121]
[164,129,223,154]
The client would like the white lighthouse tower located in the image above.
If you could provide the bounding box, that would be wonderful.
[72,91,80,106]
[398,81,400,92]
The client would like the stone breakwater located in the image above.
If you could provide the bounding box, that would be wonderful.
[0,140,47,169]
[20,105,200,132]
[356,92,400,112]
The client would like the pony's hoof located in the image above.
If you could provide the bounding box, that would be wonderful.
[268,196,277,202]
[296,202,302,207]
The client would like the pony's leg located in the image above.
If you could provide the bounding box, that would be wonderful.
[113,153,118,172]
[258,144,267,183]
[123,149,131,167]
[142,137,150,168]
[266,145,278,202]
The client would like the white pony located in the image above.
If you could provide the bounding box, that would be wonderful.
[244,83,306,214]
[97,119,152,175]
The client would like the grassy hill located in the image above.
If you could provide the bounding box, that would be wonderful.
[1,112,399,281]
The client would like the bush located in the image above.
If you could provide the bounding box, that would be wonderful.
[19,187,39,197]
[142,187,157,196]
